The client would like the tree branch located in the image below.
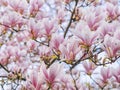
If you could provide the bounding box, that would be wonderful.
[70,52,87,70]
[64,0,79,38]
[0,64,9,73]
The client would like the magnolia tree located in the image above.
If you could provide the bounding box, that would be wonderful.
[0,0,120,90]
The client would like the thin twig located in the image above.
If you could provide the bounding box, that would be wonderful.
[70,71,78,90]
[0,64,9,73]
[64,0,79,38]
[70,52,87,70]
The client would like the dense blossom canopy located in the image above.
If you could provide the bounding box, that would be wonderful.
[0,0,120,90]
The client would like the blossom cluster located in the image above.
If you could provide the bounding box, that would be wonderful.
[0,0,120,90]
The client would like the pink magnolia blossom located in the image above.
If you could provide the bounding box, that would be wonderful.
[29,0,44,16]
[97,21,114,38]
[114,27,120,40]
[83,11,102,31]
[82,61,96,75]
[97,21,120,40]
[8,60,30,77]
[26,40,39,52]
[50,34,64,52]
[28,19,43,39]
[41,62,63,88]
[27,70,45,90]
[106,3,120,22]
[105,0,118,5]
[0,45,15,65]
[8,0,28,14]
[99,67,112,86]
[112,66,120,83]
[59,38,80,63]
[42,18,57,37]
[35,11,48,20]
[2,12,23,27]
[57,8,66,24]
[6,46,27,62]
[0,0,8,6]
[16,31,30,42]
[73,21,98,46]
[62,0,71,4]
[94,67,111,88]
[103,35,120,58]
[39,45,52,60]
[60,74,75,90]
[54,0,62,4]
[0,51,9,65]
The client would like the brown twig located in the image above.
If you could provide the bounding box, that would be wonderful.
[90,75,104,89]
[70,71,78,90]
[0,23,20,32]
[0,64,9,73]
[70,52,87,70]
[64,0,79,38]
